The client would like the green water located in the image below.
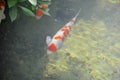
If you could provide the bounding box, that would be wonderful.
[0,0,120,80]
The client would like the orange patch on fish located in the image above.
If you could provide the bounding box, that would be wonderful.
[48,43,57,52]
[63,26,70,29]
[61,26,70,31]
[54,36,62,40]
[71,19,75,22]
[63,29,69,37]
[61,28,66,31]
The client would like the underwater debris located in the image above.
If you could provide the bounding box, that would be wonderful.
[65,53,71,56]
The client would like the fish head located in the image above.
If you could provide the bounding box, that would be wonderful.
[47,39,63,54]
[47,43,57,54]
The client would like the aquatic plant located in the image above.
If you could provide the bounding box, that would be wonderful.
[108,0,120,4]
[7,0,51,21]
[44,20,120,80]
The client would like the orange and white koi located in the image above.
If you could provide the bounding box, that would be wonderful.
[0,1,5,23]
[46,9,81,54]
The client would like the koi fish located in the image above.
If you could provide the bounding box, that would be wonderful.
[0,1,5,23]
[46,9,81,54]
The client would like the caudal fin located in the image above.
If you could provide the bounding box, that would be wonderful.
[72,8,81,21]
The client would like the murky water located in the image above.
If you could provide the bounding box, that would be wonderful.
[0,0,120,80]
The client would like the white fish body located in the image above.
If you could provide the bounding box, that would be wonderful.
[46,9,81,54]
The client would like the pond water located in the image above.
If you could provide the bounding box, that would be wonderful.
[0,0,120,80]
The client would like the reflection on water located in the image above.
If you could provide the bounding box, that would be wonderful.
[0,0,120,80]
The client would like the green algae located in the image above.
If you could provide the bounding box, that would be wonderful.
[108,0,120,4]
[44,20,120,80]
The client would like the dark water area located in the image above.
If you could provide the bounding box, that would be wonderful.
[0,10,57,80]
[0,0,120,80]
[0,17,49,80]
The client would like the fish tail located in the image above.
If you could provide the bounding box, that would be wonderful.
[73,8,81,20]
[65,8,81,27]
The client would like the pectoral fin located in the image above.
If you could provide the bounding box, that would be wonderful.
[46,36,52,45]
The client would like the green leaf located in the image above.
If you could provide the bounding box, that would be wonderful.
[8,0,18,8]
[28,0,37,6]
[42,0,51,1]
[9,6,18,22]
[41,8,51,16]
[19,6,35,17]
[31,6,36,11]
[18,0,27,2]
[38,1,51,5]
